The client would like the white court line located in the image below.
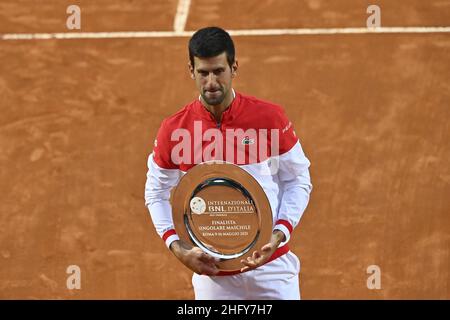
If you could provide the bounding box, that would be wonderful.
[173,0,191,33]
[1,27,450,40]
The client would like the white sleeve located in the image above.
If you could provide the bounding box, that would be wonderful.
[273,141,313,243]
[144,152,182,248]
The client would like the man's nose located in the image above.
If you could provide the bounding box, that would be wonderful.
[206,73,218,87]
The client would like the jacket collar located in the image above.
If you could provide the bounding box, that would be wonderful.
[194,89,240,122]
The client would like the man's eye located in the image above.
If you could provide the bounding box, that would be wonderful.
[199,71,208,77]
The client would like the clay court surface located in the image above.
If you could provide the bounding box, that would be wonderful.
[0,1,449,299]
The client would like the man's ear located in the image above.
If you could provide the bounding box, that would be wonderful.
[231,60,238,77]
[188,62,195,79]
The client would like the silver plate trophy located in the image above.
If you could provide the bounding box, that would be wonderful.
[170,161,273,272]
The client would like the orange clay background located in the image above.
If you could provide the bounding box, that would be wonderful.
[0,0,449,299]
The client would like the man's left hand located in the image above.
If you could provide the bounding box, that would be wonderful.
[240,230,286,272]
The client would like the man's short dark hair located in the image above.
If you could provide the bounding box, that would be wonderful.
[189,26,235,68]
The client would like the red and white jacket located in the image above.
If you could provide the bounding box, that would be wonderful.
[145,91,312,265]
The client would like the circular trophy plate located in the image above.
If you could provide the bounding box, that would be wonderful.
[170,161,273,272]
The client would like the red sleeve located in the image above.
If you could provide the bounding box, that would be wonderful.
[274,105,298,155]
[153,119,178,169]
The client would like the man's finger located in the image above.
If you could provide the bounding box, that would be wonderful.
[241,258,257,268]
[252,251,261,259]
[240,260,256,272]
[240,266,251,272]
[247,256,257,265]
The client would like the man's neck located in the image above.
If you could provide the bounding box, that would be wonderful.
[200,89,235,123]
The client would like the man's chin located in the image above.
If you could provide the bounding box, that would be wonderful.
[202,94,225,106]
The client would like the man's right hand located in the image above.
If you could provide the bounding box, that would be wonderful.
[169,240,219,276]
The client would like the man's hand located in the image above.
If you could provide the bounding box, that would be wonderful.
[170,240,219,276]
[240,230,286,273]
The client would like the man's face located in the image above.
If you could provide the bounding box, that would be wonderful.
[189,52,237,106]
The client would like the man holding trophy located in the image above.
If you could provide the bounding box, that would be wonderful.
[145,27,312,300]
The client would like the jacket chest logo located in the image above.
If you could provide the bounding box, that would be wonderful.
[242,136,255,145]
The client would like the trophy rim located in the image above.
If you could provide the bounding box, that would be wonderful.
[171,161,273,272]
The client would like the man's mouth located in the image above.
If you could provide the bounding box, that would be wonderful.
[205,89,221,96]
